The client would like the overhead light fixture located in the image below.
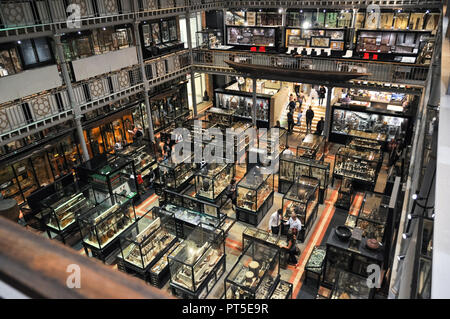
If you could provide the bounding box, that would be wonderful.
[302,21,311,29]
[102,27,106,31]
[402,232,411,240]
[407,213,420,220]
[323,9,326,13]
[397,255,406,261]
[77,31,81,34]
[412,193,418,200]
[278,8,283,14]
[426,10,430,14]
[17,40,21,44]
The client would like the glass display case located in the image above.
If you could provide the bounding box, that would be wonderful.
[196,29,224,49]
[270,280,293,299]
[296,134,325,161]
[282,177,319,242]
[331,107,409,144]
[330,271,372,299]
[279,153,329,203]
[158,154,196,191]
[76,153,138,201]
[118,142,157,191]
[168,224,225,299]
[236,166,274,225]
[119,208,177,274]
[206,107,236,128]
[226,26,278,47]
[346,192,390,243]
[225,241,280,299]
[149,241,182,288]
[335,178,354,211]
[242,226,282,252]
[285,28,346,52]
[195,162,235,201]
[333,147,381,189]
[258,127,288,155]
[78,194,136,261]
[41,183,98,244]
[348,137,383,153]
[304,245,327,286]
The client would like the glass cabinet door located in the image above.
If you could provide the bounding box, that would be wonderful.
[31,153,54,187]
[46,145,68,179]
[61,137,81,171]
[13,159,38,201]
[0,166,23,204]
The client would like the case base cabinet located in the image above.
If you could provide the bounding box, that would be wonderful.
[45,222,80,245]
[236,192,274,226]
[169,254,226,299]
[82,238,122,264]
[279,180,327,205]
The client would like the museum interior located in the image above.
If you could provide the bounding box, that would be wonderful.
[0,0,448,300]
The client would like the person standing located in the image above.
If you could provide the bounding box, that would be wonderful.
[296,103,303,126]
[285,211,302,234]
[268,209,283,235]
[318,86,326,106]
[316,117,324,135]
[306,106,315,133]
[287,109,294,133]
[282,228,299,265]
[226,179,237,211]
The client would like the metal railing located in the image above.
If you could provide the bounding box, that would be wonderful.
[192,49,430,85]
[0,50,190,144]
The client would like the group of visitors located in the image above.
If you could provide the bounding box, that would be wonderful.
[286,85,326,135]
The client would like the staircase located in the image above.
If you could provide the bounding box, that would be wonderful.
[279,97,326,134]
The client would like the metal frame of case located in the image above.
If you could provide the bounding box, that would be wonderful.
[282,176,320,242]
[206,107,236,128]
[76,152,139,202]
[296,134,325,162]
[332,146,382,191]
[158,153,197,192]
[118,207,178,282]
[224,240,280,299]
[330,270,373,299]
[168,223,226,299]
[195,162,235,202]
[41,183,99,244]
[347,137,383,153]
[258,127,288,154]
[236,166,274,226]
[345,192,390,243]
[279,153,329,203]
[335,177,354,211]
[322,227,384,288]
[77,193,137,263]
[196,29,224,49]
[270,280,293,299]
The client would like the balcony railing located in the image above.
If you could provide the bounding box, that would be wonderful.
[192,49,430,85]
[0,50,190,145]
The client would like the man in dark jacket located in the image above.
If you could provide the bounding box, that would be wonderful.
[316,117,324,135]
[287,110,294,133]
[305,106,314,133]
[318,86,326,106]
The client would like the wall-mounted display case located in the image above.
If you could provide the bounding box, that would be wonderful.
[345,192,390,243]
[333,147,381,190]
[296,134,325,161]
[118,208,177,280]
[322,228,384,287]
[215,89,271,128]
[225,241,280,299]
[355,30,433,62]
[282,177,319,242]
[285,28,346,51]
[226,26,278,48]
[195,162,235,201]
[196,29,224,49]
[331,106,410,145]
[76,153,138,201]
[330,271,372,299]
[40,183,98,244]
[279,154,329,203]
[286,10,353,29]
[169,224,226,299]
[141,17,183,59]
[236,166,274,226]
[78,194,136,262]
[158,154,196,191]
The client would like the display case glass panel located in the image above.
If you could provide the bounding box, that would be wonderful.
[225,241,280,299]
[237,166,274,212]
[159,154,196,190]
[41,183,98,232]
[226,26,277,47]
[119,208,177,270]
[352,192,389,242]
[333,147,381,184]
[332,108,406,141]
[168,224,225,293]
[195,163,235,200]
[196,29,223,49]
[78,194,136,250]
[296,134,325,161]
[258,128,287,155]
[347,137,382,153]
[331,271,371,299]
[215,91,270,122]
